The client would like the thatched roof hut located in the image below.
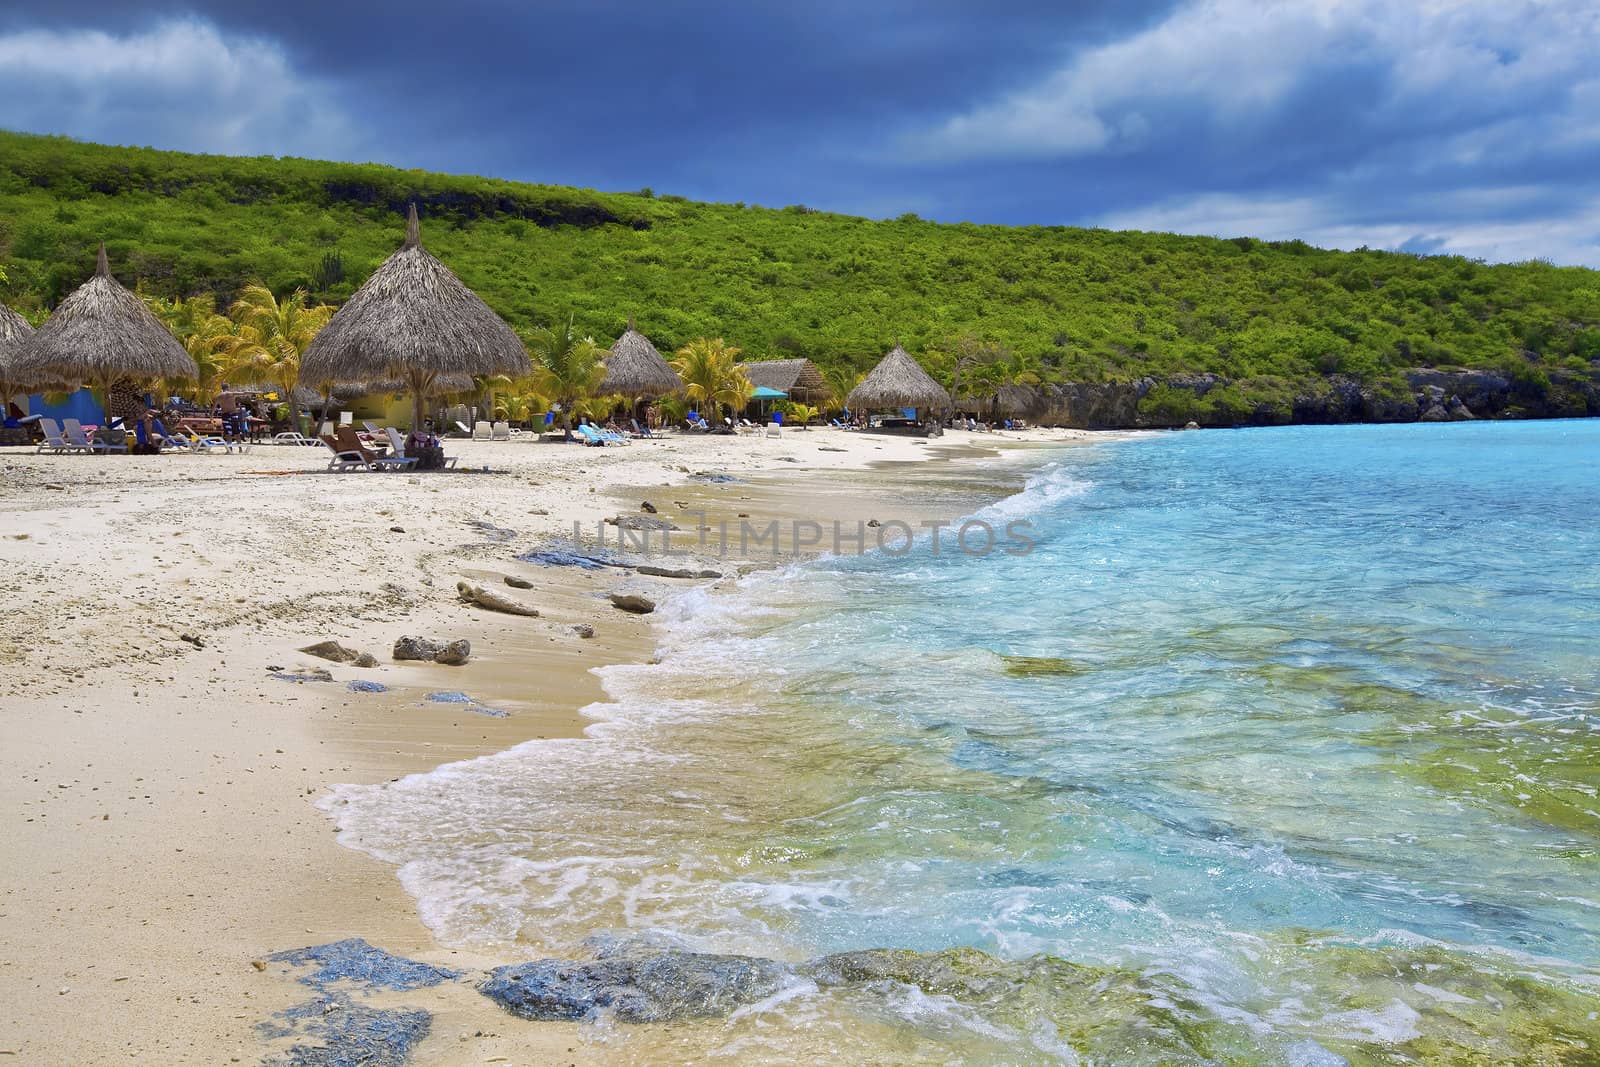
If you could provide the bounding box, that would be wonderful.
[846,344,950,413]
[299,204,529,429]
[599,319,681,398]
[740,358,831,404]
[11,245,196,403]
[0,302,35,400]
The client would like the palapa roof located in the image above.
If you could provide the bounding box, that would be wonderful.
[0,302,35,392]
[11,245,196,389]
[739,357,831,401]
[300,204,529,388]
[599,320,681,397]
[847,344,951,412]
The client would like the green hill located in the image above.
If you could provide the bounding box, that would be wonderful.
[2,130,1597,424]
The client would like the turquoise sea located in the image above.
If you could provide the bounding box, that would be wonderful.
[330,420,1600,1063]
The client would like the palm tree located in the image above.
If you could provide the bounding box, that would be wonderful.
[673,337,751,426]
[823,365,862,414]
[525,316,609,440]
[146,293,238,406]
[224,283,334,431]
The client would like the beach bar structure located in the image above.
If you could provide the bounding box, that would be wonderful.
[10,244,197,422]
[300,204,529,431]
[0,301,35,418]
[739,357,831,406]
[846,344,951,423]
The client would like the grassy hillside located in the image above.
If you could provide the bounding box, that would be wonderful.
[2,130,1597,421]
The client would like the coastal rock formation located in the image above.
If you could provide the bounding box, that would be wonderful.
[635,564,723,579]
[608,592,656,614]
[299,640,363,664]
[456,581,541,617]
[392,636,472,664]
[392,636,442,661]
[480,951,787,1023]
[606,514,679,532]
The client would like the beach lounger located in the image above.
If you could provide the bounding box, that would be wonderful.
[384,426,456,470]
[574,425,608,446]
[491,421,510,442]
[473,420,493,441]
[333,426,413,470]
[273,431,318,446]
[321,434,370,471]
[453,420,473,438]
[765,422,782,438]
[34,418,85,454]
[629,419,655,439]
[63,418,127,454]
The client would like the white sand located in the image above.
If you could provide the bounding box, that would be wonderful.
[0,425,1094,1063]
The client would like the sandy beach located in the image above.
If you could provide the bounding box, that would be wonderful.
[0,425,1092,1064]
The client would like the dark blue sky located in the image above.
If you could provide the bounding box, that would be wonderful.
[2,1,1598,265]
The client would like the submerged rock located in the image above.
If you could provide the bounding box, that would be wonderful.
[572,624,595,639]
[1001,655,1083,677]
[480,950,787,1023]
[457,581,541,617]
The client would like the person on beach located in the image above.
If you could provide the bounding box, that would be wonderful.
[131,408,169,454]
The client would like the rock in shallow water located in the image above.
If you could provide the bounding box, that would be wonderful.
[479,950,788,1023]
[391,636,441,661]
[433,639,472,666]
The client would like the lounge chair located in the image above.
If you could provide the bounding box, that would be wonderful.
[472,420,493,441]
[629,418,655,439]
[174,426,231,453]
[273,431,318,446]
[453,420,473,438]
[384,426,457,470]
[334,426,414,470]
[574,424,608,446]
[491,421,511,442]
[321,434,370,471]
[63,418,127,454]
[765,422,782,438]
[35,418,85,454]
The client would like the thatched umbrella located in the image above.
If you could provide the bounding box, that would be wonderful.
[599,318,681,399]
[740,358,832,404]
[847,344,951,416]
[0,302,36,408]
[299,204,529,430]
[11,245,197,418]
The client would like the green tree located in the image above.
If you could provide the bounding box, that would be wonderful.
[525,315,609,440]
[146,292,238,405]
[224,283,334,432]
[673,337,751,425]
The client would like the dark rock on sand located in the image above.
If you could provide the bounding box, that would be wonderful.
[479,950,787,1023]
[434,639,472,666]
[456,581,541,617]
[300,640,360,664]
[606,514,679,532]
[270,667,333,684]
[268,938,459,991]
[572,624,596,639]
[351,652,379,668]
[608,592,656,614]
[640,501,658,513]
[392,636,442,661]
[635,565,723,580]
[258,993,430,1067]
[503,575,534,589]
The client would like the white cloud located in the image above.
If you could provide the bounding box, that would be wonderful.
[904,0,1600,163]
[1096,190,1600,267]
[0,18,360,159]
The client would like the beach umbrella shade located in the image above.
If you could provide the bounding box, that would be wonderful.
[0,301,36,407]
[740,358,832,405]
[10,245,198,418]
[299,204,529,430]
[846,343,951,416]
[749,386,788,399]
[598,318,682,400]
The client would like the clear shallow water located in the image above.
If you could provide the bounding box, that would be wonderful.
[328,421,1600,1063]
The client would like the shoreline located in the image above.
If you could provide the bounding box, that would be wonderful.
[0,425,1102,1064]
